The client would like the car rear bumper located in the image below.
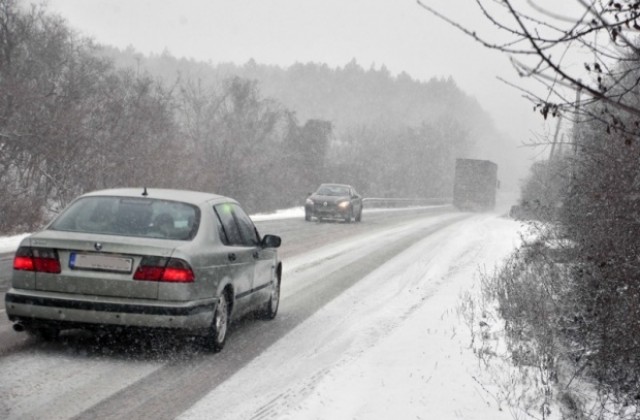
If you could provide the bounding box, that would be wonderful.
[5,288,216,332]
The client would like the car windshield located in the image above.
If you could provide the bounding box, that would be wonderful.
[316,186,349,196]
[49,196,200,240]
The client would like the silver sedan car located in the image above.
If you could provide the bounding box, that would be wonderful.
[5,188,282,352]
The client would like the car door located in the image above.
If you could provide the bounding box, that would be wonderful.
[232,205,276,305]
[213,203,256,316]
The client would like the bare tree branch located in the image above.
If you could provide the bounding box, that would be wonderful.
[417,0,640,125]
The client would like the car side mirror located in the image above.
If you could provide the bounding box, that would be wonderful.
[261,234,281,249]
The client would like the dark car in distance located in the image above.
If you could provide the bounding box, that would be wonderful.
[305,183,363,223]
[5,188,282,352]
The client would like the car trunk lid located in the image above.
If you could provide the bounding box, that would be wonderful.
[26,231,179,300]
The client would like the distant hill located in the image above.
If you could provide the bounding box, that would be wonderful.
[102,47,489,133]
[99,46,524,190]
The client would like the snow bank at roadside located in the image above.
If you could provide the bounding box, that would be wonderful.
[0,234,29,255]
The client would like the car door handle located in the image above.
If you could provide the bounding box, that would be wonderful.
[228,253,237,262]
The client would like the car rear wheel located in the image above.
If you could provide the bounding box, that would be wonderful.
[204,291,230,352]
[260,273,281,320]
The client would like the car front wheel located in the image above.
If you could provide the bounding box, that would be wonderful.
[305,210,311,221]
[204,292,230,352]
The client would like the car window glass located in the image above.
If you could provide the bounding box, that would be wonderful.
[115,200,153,234]
[214,203,243,246]
[317,186,349,196]
[212,210,228,244]
[232,204,260,246]
[49,196,199,240]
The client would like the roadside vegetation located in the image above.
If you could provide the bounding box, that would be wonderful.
[433,2,640,418]
[0,0,509,235]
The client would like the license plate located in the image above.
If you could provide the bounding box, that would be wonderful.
[69,253,133,273]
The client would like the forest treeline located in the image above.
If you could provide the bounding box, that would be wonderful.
[0,0,499,234]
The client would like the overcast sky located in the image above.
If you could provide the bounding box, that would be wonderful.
[41,0,552,162]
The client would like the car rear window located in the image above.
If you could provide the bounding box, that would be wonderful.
[49,196,200,240]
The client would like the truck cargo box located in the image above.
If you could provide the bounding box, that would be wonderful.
[453,158,498,211]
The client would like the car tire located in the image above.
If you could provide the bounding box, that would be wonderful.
[305,211,311,221]
[204,291,230,352]
[260,272,281,320]
[355,209,362,222]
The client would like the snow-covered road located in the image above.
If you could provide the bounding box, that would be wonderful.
[179,214,523,420]
[0,209,525,419]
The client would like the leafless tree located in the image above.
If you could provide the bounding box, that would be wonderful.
[418,0,640,132]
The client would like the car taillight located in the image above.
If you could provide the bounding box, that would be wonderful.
[13,247,61,274]
[134,257,195,283]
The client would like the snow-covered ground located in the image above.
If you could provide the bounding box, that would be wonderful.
[0,233,29,254]
[2,208,542,419]
[178,214,534,420]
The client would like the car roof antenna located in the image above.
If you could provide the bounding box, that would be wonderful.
[142,187,148,196]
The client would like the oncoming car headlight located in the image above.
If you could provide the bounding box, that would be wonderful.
[337,201,350,209]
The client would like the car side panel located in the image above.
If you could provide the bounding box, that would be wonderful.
[157,247,228,301]
[252,248,278,304]
[224,245,259,318]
